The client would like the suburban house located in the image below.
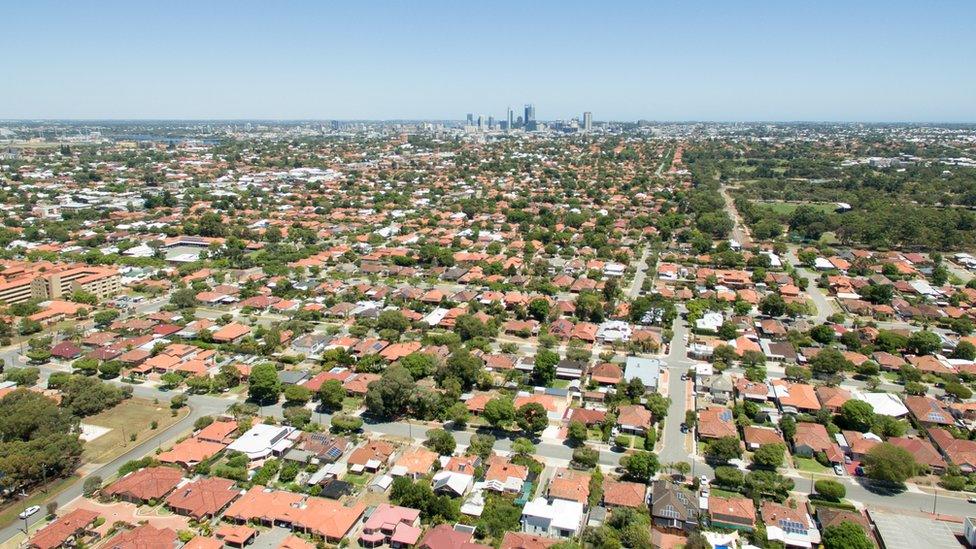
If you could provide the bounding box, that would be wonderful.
[521,498,585,538]
[793,422,844,464]
[761,501,821,548]
[166,477,241,520]
[649,480,698,533]
[102,466,183,504]
[616,404,653,435]
[358,504,422,548]
[708,495,756,531]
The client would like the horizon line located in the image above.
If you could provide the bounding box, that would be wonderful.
[2,118,976,125]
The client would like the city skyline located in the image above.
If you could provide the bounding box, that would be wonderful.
[3,1,975,122]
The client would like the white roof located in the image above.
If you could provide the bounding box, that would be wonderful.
[814,257,834,270]
[522,497,584,532]
[852,391,909,417]
[432,471,473,495]
[226,424,296,459]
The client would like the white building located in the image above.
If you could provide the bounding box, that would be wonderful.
[696,312,724,333]
[226,424,298,460]
[521,497,585,538]
[597,320,632,343]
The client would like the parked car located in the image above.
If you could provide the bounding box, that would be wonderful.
[968,497,976,504]
[18,506,40,520]
[833,464,845,476]
[700,475,710,486]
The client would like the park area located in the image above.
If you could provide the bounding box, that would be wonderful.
[81,398,187,465]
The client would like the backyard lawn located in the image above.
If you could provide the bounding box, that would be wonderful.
[342,472,371,488]
[793,456,830,474]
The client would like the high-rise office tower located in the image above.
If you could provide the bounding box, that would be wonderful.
[507,107,514,131]
[466,113,474,125]
[524,104,536,130]
[477,115,485,130]
[583,111,592,132]
[488,116,495,129]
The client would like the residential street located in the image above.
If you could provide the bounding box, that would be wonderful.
[784,246,837,324]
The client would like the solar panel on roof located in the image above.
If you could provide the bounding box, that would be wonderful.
[326,447,342,460]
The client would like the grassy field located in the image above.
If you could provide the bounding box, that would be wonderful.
[756,201,837,215]
[82,398,187,464]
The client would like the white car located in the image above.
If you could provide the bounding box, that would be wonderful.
[18,505,40,520]
[833,464,845,476]
[700,475,710,485]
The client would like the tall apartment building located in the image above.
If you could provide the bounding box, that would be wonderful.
[0,262,121,304]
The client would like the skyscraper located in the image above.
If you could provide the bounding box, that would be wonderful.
[507,107,514,131]
[488,116,495,129]
[524,104,536,130]
[477,115,485,130]
[583,111,592,132]
[466,113,474,126]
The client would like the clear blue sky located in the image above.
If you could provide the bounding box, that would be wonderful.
[3,1,974,121]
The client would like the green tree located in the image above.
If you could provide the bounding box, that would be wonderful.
[759,293,786,317]
[248,363,281,404]
[622,451,659,483]
[814,479,846,501]
[377,310,411,334]
[810,347,850,377]
[944,381,973,400]
[169,288,199,309]
[425,428,457,455]
[864,443,916,484]
[364,365,415,417]
[837,400,875,432]
[822,521,873,549]
[318,379,345,410]
[400,352,435,380]
[706,436,742,463]
[752,443,785,469]
[906,330,941,356]
[571,447,599,469]
[516,402,549,435]
[567,420,588,445]
[467,434,495,460]
[952,341,976,360]
[511,437,535,456]
[527,298,551,322]
[330,414,363,433]
[483,397,515,429]
[283,384,312,406]
[714,466,744,489]
[533,348,559,386]
[93,309,120,327]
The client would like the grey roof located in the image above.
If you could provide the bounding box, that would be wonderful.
[710,376,733,391]
[868,509,959,549]
[278,370,309,384]
[650,480,698,522]
[624,357,661,388]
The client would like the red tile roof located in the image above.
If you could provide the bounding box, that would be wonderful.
[103,466,183,502]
